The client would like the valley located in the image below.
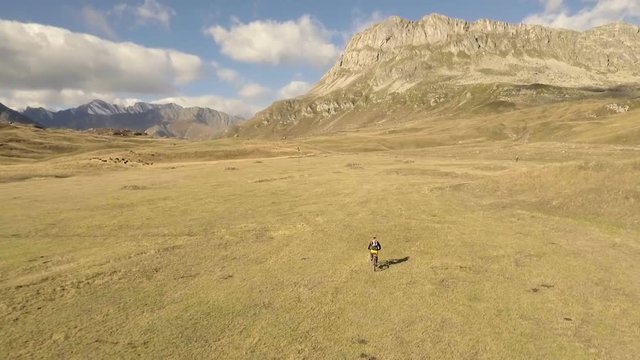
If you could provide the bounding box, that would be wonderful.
[1,108,639,358]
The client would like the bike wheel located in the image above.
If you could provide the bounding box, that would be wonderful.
[372,255,378,272]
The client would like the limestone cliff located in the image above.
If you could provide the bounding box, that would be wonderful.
[241,14,640,138]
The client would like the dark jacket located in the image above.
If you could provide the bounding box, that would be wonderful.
[368,240,382,251]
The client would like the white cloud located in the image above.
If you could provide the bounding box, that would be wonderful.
[204,15,340,67]
[351,10,386,33]
[0,19,203,94]
[524,0,640,30]
[81,5,117,39]
[543,0,565,13]
[136,0,175,28]
[217,68,240,83]
[113,0,175,29]
[112,4,128,16]
[332,9,388,50]
[152,95,262,118]
[211,62,241,84]
[210,62,272,100]
[238,83,271,99]
[278,81,312,99]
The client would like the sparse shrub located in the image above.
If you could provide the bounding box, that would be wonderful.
[252,178,271,183]
[225,167,238,171]
[250,176,292,183]
[346,162,363,169]
[121,185,148,190]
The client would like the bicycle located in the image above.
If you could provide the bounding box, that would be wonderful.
[370,249,379,272]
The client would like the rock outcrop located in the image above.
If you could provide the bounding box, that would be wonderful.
[241,14,640,138]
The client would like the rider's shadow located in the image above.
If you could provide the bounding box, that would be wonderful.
[378,256,410,271]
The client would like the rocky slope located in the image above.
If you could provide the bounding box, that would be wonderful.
[24,100,244,140]
[0,102,42,127]
[241,14,640,137]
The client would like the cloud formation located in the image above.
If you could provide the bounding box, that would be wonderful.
[0,19,204,111]
[543,0,565,13]
[113,0,176,29]
[210,61,242,85]
[0,20,203,94]
[210,62,271,100]
[205,15,340,67]
[81,5,117,39]
[351,9,386,33]
[238,83,271,100]
[216,68,241,84]
[135,0,176,28]
[524,0,640,30]
[278,81,312,99]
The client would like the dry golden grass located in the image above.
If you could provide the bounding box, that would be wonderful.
[1,116,639,359]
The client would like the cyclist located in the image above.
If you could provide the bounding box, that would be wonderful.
[368,236,382,261]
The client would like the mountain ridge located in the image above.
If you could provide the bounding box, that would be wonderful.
[314,13,640,95]
[0,102,42,127]
[239,14,640,138]
[23,100,244,140]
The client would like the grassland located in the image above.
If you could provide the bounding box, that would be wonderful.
[1,115,639,359]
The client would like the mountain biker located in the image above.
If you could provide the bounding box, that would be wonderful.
[368,236,382,261]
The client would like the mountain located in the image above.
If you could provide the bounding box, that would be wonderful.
[239,14,640,138]
[0,102,42,127]
[23,100,244,140]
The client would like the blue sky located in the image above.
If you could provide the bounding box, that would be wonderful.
[1,0,639,116]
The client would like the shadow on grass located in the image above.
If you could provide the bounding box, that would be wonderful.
[377,256,410,271]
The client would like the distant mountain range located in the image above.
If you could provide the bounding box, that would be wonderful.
[0,102,43,127]
[21,100,244,140]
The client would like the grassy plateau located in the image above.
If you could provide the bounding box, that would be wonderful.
[1,108,639,359]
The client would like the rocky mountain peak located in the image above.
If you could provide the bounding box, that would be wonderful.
[81,99,124,116]
[418,13,470,32]
[241,14,640,138]
[587,21,640,36]
[0,102,42,127]
[310,14,640,96]
[23,106,54,120]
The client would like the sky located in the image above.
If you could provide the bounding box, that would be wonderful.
[1,0,639,117]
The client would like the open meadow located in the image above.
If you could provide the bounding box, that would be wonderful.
[1,115,639,359]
